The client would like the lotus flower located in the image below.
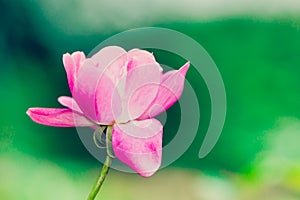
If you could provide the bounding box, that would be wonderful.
[27,46,189,177]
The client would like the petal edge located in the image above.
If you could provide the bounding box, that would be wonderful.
[26,108,94,127]
[112,119,163,177]
[139,61,190,119]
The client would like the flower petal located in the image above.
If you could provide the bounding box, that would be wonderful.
[63,51,86,93]
[73,47,126,124]
[57,96,83,114]
[139,62,190,119]
[116,63,162,122]
[26,108,94,127]
[112,119,163,177]
[127,49,162,72]
[90,46,126,68]
[90,46,128,85]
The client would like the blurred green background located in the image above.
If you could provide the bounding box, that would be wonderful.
[1,0,300,199]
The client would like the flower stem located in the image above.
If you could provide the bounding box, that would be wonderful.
[87,155,112,200]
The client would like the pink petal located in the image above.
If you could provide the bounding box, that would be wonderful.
[63,51,86,93]
[127,49,162,72]
[116,63,162,122]
[26,108,94,127]
[90,46,126,67]
[57,96,83,114]
[73,47,126,124]
[94,73,123,124]
[90,46,128,85]
[112,119,163,177]
[139,62,190,119]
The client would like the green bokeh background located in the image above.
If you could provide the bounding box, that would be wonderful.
[1,0,300,199]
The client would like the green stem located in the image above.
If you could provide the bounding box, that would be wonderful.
[106,126,115,158]
[87,155,112,200]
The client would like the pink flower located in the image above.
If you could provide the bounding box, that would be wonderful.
[27,46,189,177]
